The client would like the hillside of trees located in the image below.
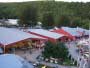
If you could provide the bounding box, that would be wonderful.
[0,1,89,29]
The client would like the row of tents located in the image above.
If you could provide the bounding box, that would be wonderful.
[27,27,89,42]
[0,27,89,53]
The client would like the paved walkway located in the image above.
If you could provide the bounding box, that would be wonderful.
[65,41,80,63]
[25,48,77,68]
[26,49,77,68]
[15,48,42,62]
[15,43,78,68]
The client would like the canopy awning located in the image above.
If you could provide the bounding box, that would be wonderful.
[0,27,46,46]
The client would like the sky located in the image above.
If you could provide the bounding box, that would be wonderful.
[0,0,90,3]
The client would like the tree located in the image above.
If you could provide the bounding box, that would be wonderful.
[42,42,68,60]
[0,2,89,29]
[58,15,71,27]
[42,13,55,29]
[81,19,89,29]
[18,6,38,27]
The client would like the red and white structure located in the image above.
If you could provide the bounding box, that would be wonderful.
[50,28,75,41]
[0,27,46,52]
[61,27,89,39]
[27,29,64,42]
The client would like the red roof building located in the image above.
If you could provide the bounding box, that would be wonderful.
[27,29,64,43]
[51,29,75,41]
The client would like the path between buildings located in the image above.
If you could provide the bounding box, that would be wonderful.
[24,48,77,68]
[65,41,80,63]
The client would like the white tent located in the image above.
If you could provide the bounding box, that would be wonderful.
[76,27,89,35]
[0,54,34,68]
[61,27,89,37]
[28,29,64,39]
[77,39,89,46]
[61,27,80,36]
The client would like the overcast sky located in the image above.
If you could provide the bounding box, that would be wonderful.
[0,0,90,2]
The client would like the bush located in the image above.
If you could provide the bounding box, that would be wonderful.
[42,41,68,60]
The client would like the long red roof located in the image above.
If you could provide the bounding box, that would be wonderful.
[51,29,75,40]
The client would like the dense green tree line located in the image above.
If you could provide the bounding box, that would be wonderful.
[0,1,89,29]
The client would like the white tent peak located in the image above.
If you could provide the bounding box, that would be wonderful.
[0,54,34,68]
